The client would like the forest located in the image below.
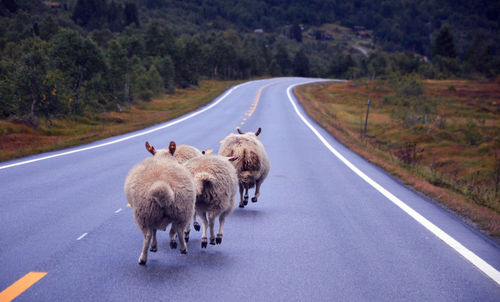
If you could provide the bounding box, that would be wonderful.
[0,0,498,124]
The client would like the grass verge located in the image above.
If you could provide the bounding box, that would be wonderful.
[0,80,239,163]
[295,78,500,240]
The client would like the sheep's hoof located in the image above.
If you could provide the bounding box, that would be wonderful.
[180,249,187,254]
[184,236,189,243]
[194,223,200,231]
[251,197,258,203]
[210,238,216,245]
[216,236,222,245]
[170,241,177,249]
[239,203,245,208]
[138,259,146,265]
[201,237,207,248]
[150,246,157,252]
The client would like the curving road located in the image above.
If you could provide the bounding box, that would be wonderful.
[0,78,499,301]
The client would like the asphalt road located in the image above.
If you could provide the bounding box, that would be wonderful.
[1,78,499,301]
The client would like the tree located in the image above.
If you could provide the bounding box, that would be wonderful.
[72,0,107,29]
[464,33,495,77]
[293,49,309,76]
[153,55,175,92]
[10,38,69,125]
[274,43,291,76]
[51,30,106,108]
[432,26,456,59]
[106,40,128,104]
[290,23,302,42]
[328,53,355,78]
[108,1,123,32]
[39,16,59,41]
[124,2,140,27]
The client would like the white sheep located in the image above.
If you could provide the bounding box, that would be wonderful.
[218,127,270,208]
[184,154,239,247]
[125,141,196,265]
[146,142,204,237]
[146,142,203,164]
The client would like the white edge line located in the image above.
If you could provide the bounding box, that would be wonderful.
[286,81,500,286]
[115,208,123,213]
[0,82,249,170]
[77,233,88,240]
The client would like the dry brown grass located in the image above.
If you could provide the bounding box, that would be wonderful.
[295,78,500,239]
[0,80,239,162]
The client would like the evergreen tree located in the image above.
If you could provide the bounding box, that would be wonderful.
[106,40,127,104]
[72,0,107,29]
[153,55,175,92]
[39,16,59,41]
[293,49,309,76]
[432,26,456,58]
[124,2,140,28]
[274,43,291,75]
[290,23,302,43]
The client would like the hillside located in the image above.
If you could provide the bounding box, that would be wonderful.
[0,0,498,126]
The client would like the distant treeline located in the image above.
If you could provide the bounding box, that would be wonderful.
[0,0,498,124]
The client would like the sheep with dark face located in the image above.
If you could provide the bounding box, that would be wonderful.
[184,154,238,247]
[218,127,270,208]
[125,141,196,265]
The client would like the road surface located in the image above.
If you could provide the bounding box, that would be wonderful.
[1,78,499,301]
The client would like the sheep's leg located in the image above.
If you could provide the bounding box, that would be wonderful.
[216,210,230,244]
[150,229,158,252]
[175,223,188,254]
[184,224,190,243]
[238,183,245,208]
[139,228,152,265]
[252,178,263,203]
[208,212,216,245]
[169,226,177,250]
[200,212,209,248]
[243,186,249,205]
[193,212,200,231]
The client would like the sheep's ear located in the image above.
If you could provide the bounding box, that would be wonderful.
[255,127,261,136]
[237,128,244,134]
[169,141,176,156]
[228,156,239,162]
[145,141,156,155]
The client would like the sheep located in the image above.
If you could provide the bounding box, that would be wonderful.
[124,141,196,265]
[184,154,239,247]
[146,141,203,164]
[146,141,204,237]
[218,127,270,208]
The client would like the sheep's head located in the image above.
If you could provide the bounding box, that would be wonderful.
[145,141,156,155]
[237,127,261,136]
[145,141,176,157]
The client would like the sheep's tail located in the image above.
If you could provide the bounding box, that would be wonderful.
[147,181,174,208]
[193,172,216,196]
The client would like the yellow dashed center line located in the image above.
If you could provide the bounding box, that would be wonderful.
[0,272,47,302]
[227,80,288,140]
